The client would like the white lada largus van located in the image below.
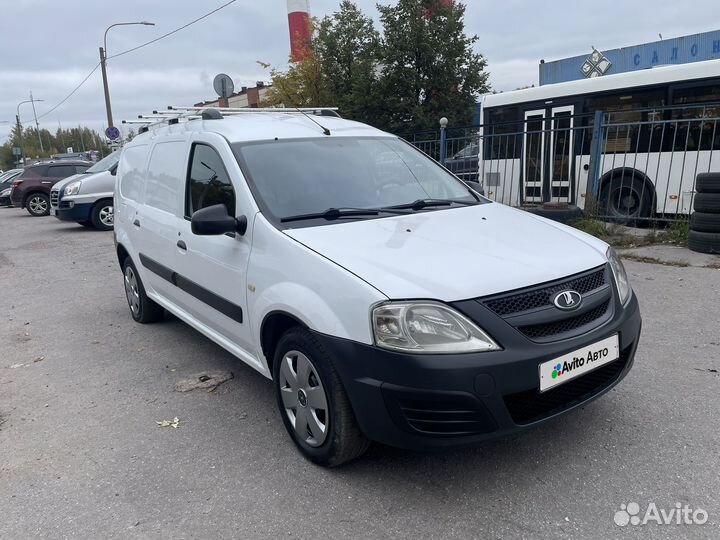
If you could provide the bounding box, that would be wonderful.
[114,108,641,466]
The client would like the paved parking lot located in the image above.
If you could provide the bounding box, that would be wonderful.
[1,206,719,539]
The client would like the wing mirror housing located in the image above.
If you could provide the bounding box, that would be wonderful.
[191,204,248,236]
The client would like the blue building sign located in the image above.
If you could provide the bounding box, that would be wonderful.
[539,29,720,85]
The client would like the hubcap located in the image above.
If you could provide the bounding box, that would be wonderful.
[124,266,140,316]
[611,187,639,216]
[29,196,48,214]
[279,350,329,447]
[99,205,114,226]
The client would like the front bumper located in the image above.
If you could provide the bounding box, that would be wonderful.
[316,293,641,450]
[54,201,92,222]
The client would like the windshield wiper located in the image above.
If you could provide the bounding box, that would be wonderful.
[383,198,478,212]
[281,206,410,223]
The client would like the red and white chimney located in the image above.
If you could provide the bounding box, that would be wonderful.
[287,0,311,62]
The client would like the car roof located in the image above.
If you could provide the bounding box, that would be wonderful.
[129,112,393,146]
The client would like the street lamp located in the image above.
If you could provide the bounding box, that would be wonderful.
[16,97,45,164]
[100,21,155,129]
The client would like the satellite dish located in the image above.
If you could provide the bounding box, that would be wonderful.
[213,73,235,99]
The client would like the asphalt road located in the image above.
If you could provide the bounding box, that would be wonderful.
[1,206,719,540]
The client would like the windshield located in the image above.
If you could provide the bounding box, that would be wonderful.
[0,170,21,183]
[233,137,480,225]
[85,151,120,174]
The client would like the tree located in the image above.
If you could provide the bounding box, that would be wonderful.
[375,0,489,133]
[264,0,488,134]
[316,1,381,121]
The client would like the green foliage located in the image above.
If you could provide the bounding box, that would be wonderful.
[0,125,107,170]
[264,0,488,133]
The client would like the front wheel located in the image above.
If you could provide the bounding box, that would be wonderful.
[90,199,114,231]
[26,193,50,217]
[273,327,370,467]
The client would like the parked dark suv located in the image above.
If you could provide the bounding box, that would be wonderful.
[10,161,90,216]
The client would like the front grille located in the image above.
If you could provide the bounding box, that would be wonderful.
[50,190,59,207]
[518,300,611,339]
[503,345,631,425]
[485,267,606,316]
[389,395,498,436]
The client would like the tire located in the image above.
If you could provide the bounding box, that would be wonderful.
[273,327,370,467]
[696,173,720,194]
[525,204,583,224]
[693,193,720,213]
[121,257,164,323]
[90,199,114,231]
[599,176,654,225]
[688,230,720,254]
[25,193,50,217]
[690,212,720,233]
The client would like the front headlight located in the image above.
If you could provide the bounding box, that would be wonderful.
[607,247,632,306]
[64,181,82,196]
[372,301,501,353]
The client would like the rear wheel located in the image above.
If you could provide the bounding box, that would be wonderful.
[122,257,164,323]
[600,176,653,225]
[273,327,370,467]
[26,193,50,217]
[90,199,114,231]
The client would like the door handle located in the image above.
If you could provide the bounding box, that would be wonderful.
[177,240,187,251]
[133,219,140,227]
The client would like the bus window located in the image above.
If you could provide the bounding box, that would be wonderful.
[672,85,720,150]
[584,90,666,153]
[484,108,521,160]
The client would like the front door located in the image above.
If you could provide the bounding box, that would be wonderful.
[522,105,575,204]
[173,137,255,360]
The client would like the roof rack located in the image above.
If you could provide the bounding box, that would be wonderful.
[122,105,341,134]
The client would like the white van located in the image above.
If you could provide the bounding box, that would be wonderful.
[114,108,641,466]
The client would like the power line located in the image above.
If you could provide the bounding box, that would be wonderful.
[37,63,101,120]
[108,0,238,60]
[34,0,239,120]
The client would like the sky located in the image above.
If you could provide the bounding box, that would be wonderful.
[0,0,715,145]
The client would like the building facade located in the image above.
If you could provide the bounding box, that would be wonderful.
[195,82,271,109]
[540,29,720,86]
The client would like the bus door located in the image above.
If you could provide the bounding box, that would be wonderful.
[522,105,575,204]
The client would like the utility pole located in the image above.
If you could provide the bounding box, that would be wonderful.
[15,114,23,166]
[100,21,154,130]
[29,91,44,152]
[99,47,114,129]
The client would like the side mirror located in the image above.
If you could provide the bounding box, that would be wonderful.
[191,204,248,236]
[464,180,484,196]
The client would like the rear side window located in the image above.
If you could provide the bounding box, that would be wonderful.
[48,165,77,178]
[118,145,149,202]
[145,141,186,214]
[185,144,235,218]
[75,165,90,174]
[20,166,46,178]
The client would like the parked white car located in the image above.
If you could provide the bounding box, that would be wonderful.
[114,109,642,466]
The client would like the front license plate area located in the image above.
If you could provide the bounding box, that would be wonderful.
[539,334,619,392]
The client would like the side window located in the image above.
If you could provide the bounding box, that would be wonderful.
[48,165,76,178]
[118,145,149,202]
[185,144,235,218]
[145,141,186,214]
[75,165,90,174]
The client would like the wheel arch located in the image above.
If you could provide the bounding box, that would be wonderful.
[116,242,130,270]
[260,311,308,378]
[22,190,49,207]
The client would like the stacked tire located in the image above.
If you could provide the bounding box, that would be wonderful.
[689,173,720,254]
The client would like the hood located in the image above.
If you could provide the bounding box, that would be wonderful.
[284,203,609,302]
[51,173,85,192]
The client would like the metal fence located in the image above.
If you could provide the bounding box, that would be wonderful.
[404,107,720,225]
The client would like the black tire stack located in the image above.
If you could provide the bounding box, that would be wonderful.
[689,173,720,254]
